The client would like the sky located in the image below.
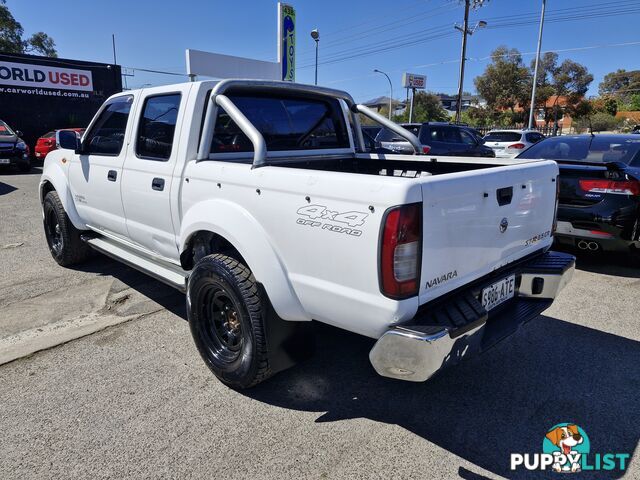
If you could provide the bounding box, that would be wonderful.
[7,0,640,103]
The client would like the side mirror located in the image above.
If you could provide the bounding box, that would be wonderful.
[15,130,23,137]
[56,130,81,151]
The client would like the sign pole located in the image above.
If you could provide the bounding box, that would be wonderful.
[409,88,415,123]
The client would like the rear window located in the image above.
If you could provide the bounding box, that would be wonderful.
[376,128,407,143]
[211,93,350,154]
[0,120,14,135]
[518,136,640,165]
[420,126,461,144]
[484,131,522,142]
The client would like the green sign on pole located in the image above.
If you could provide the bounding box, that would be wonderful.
[279,3,296,81]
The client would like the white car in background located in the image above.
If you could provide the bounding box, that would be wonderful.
[483,129,545,158]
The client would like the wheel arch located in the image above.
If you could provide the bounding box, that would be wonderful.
[179,199,310,322]
[39,161,86,230]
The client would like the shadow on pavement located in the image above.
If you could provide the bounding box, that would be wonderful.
[244,316,639,479]
[70,255,185,317]
[0,181,17,196]
[68,252,639,478]
[554,244,640,279]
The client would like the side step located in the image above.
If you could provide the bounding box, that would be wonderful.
[83,236,188,292]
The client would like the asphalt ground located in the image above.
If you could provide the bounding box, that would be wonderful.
[0,167,638,479]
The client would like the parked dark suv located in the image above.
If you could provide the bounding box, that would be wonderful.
[375,122,495,157]
[0,119,31,172]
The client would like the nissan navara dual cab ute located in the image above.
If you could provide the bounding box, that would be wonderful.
[40,80,574,389]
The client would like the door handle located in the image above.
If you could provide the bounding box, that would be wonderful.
[496,186,513,206]
[107,170,117,182]
[152,177,165,191]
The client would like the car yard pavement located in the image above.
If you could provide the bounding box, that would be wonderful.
[1,168,638,479]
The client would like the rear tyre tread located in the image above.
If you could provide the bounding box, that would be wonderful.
[188,254,271,389]
[43,191,92,267]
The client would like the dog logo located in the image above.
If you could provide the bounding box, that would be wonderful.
[499,217,509,233]
[543,423,590,473]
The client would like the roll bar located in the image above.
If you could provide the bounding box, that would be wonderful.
[352,104,422,154]
[197,79,422,168]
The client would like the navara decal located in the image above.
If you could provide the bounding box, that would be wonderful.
[426,270,458,289]
[296,204,368,237]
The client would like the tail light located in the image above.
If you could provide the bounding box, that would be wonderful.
[422,145,431,154]
[507,143,526,149]
[579,179,640,196]
[380,203,422,299]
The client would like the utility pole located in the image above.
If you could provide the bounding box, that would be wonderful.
[528,0,547,130]
[374,69,393,120]
[455,0,470,124]
[453,3,487,124]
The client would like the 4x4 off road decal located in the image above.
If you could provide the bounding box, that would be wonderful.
[296,204,368,237]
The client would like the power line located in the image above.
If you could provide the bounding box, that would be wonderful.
[324,39,640,90]
[298,0,640,69]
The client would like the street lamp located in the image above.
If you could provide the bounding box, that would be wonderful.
[373,69,393,120]
[310,29,320,85]
[454,0,487,123]
[528,0,546,130]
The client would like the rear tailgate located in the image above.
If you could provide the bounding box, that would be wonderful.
[418,159,558,304]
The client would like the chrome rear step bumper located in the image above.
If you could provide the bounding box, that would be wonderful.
[369,251,575,382]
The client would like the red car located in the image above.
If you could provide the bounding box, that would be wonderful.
[35,128,84,159]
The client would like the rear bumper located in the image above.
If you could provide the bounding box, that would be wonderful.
[555,220,640,253]
[369,251,575,382]
[0,152,28,165]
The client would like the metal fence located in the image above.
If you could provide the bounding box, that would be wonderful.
[473,125,562,136]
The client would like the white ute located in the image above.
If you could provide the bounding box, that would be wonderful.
[40,80,574,388]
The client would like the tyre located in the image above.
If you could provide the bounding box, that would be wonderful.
[43,190,93,266]
[18,159,31,172]
[187,254,271,389]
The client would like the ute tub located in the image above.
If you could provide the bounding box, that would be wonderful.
[369,251,575,382]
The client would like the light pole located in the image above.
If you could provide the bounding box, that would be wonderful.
[311,29,320,85]
[454,1,486,123]
[528,0,546,130]
[374,69,393,120]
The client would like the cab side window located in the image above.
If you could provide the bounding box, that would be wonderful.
[136,94,181,160]
[83,96,133,155]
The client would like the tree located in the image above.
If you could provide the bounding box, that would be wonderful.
[573,112,621,133]
[548,59,593,132]
[599,69,640,101]
[0,0,57,57]
[604,97,618,117]
[474,46,529,114]
[393,92,449,123]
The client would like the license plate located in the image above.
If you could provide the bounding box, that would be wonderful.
[481,275,516,311]
[0,158,10,164]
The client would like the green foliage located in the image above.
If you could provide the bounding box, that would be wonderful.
[619,93,640,112]
[573,112,622,133]
[473,46,593,127]
[474,46,529,113]
[393,92,449,123]
[0,0,57,57]
[604,97,618,117]
[599,69,640,102]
